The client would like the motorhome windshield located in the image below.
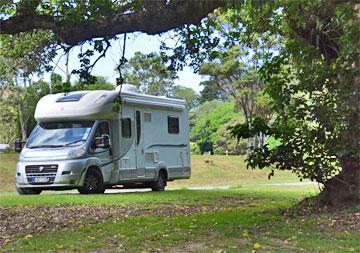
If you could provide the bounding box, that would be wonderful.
[27,121,94,149]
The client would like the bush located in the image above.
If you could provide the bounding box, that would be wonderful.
[190,142,201,155]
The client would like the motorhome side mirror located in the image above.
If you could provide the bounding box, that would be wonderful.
[102,135,110,148]
[14,139,23,153]
[93,135,110,149]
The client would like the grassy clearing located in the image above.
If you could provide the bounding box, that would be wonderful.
[0,184,318,207]
[2,187,359,253]
[169,155,301,188]
[0,153,358,253]
[0,153,301,193]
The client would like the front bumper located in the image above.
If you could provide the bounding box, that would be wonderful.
[16,159,88,189]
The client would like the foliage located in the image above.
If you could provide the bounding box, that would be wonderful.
[189,142,201,155]
[162,0,282,72]
[232,2,360,187]
[0,31,57,85]
[213,117,247,155]
[199,80,228,103]
[0,91,19,143]
[73,76,115,91]
[199,45,272,124]
[172,86,199,110]
[190,101,240,154]
[0,80,52,140]
[123,51,176,96]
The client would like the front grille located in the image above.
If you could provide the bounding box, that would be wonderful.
[25,165,58,185]
[25,165,58,174]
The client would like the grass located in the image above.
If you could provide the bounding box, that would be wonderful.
[0,153,304,193]
[2,187,359,253]
[168,155,301,188]
[0,153,358,252]
[0,152,17,192]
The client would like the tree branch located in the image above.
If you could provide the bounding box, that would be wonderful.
[0,0,227,45]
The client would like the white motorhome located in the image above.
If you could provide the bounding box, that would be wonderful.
[15,84,190,194]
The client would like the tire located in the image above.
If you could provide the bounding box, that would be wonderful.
[16,187,42,195]
[151,170,167,192]
[78,168,105,194]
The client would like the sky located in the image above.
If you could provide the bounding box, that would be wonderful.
[45,33,204,93]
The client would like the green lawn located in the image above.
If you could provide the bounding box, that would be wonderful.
[1,186,359,253]
[0,153,358,252]
[0,153,302,192]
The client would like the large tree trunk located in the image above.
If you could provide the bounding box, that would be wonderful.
[321,158,360,205]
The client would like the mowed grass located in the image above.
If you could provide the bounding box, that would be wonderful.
[0,153,303,192]
[168,155,302,188]
[1,153,358,253]
[2,187,359,253]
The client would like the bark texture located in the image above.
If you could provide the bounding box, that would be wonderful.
[321,159,360,205]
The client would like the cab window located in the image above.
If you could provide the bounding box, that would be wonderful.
[94,122,109,138]
[92,122,110,150]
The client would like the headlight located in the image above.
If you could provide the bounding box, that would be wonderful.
[67,148,86,159]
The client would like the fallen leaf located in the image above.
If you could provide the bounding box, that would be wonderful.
[254,243,262,250]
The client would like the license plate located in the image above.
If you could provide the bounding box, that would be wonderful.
[32,177,49,183]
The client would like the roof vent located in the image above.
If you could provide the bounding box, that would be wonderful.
[116,84,138,93]
[56,91,88,102]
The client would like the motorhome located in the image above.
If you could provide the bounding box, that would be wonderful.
[15,84,190,194]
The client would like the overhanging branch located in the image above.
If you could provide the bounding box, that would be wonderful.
[0,0,227,45]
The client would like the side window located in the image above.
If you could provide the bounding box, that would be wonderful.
[121,118,131,138]
[144,112,152,122]
[136,111,141,145]
[95,122,109,138]
[168,116,179,134]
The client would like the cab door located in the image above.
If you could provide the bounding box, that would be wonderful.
[135,110,145,178]
[89,121,113,182]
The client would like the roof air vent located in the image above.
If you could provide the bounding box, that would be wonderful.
[56,91,88,102]
[115,84,138,93]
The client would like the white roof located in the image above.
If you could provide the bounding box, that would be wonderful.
[34,86,187,123]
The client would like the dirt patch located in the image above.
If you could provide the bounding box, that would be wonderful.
[0,203,231,246]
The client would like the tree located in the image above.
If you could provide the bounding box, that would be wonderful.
[230,1,360,205]
[0,80,51,141]
[73,76,115,91]
[0,1,225,45]
[213,117,247,155]
[190,101,240,154]
[0,31,56,87]
[0,88,19,143]
[172,86,199,110]
[0,31,56,140]
[123,52,176,96]
[199,80,228,103]
[199,46,271,126]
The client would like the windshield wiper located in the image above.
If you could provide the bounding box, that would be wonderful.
[64,139,86,147]
[28,145,64,149]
